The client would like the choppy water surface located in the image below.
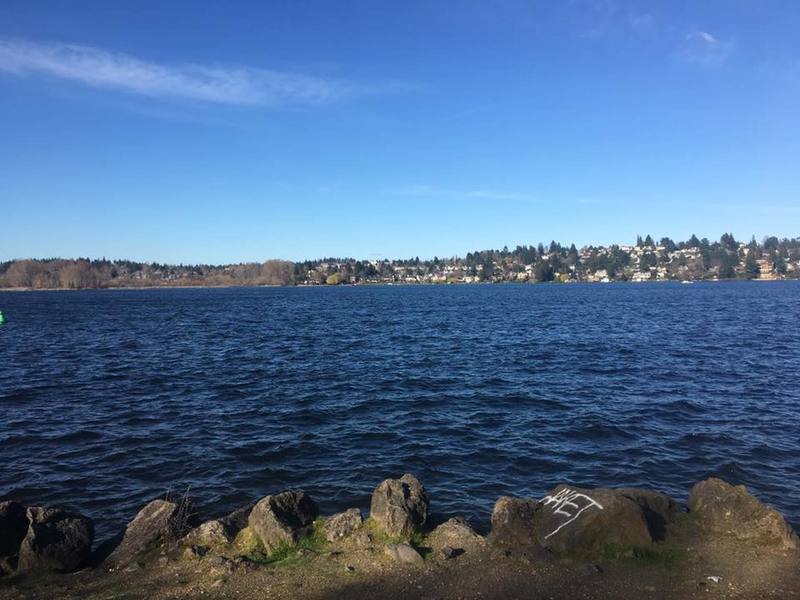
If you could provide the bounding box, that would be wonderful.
[1,282,799,539]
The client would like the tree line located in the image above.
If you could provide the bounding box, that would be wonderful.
[1,233,799,289]
[0,259,295,289]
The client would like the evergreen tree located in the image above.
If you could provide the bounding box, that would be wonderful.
[720,233,738,251]
[481,258,495,281]
[640,252,657,271]
[775,253,787,275]
[660,237,677,252]
[718,252,737,279]
[567,244,579,266]
[744,251,760,279]
[534,260,554,282]
[748,236,760,259]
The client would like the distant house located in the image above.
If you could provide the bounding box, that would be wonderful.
[588,269,609,283]
[756,258,778,280]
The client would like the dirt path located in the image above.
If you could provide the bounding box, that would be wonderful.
[2,530,798,600]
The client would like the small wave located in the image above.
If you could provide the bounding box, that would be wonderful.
[561,422,638,442]
[52,430,105,443]
[0,389,38,403]
[0,433,42,446]
[659,398,706,414]
[709,461,753,485]
[677,431,735,445]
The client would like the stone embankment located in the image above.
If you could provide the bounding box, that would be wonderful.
[1,476,799,598]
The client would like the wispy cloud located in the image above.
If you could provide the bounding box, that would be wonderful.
[571,0,619,38]
[680,31,732,67]
[0,38,381,107]
[566,3,737,69]
[568,0,654,39]
[627,13,655,36]
[390,184,530,202]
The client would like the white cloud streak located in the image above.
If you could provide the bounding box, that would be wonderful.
[0,38,373,107]
[627,13,655,35]
[390,184,530,202]
[691,31,718,45]
[681,31,732,67]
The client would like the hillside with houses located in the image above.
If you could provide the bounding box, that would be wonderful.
[2,234,799,289]
[295,234,799,285]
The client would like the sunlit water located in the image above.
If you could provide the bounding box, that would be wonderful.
[1,282,799,540]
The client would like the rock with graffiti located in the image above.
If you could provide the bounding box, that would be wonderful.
[534,485,665,554]
[488,484,683,555]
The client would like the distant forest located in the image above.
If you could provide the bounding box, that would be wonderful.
[1,233,799,289]
[0,259,296,289]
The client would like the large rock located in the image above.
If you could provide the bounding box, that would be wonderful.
[185,520,229,547]
[618,488,681,542]
[688,478,799,550]
[324,508,363,542]
[370,474,429,538]
[384,542,424,565]
[185,503,254,546]
[488,486,668,554]
[428,517,485,554]
[106,499,190,568]
[487,496,539,546]
[247,491,319,553]
[0,501,28,558]
[533,485,653,554]
[16,507,93,573]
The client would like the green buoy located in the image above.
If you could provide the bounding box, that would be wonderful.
[0,310,5,325]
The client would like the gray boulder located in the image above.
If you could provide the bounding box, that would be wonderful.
[106,499,191,568]
[428,517,485,554]
[218,502,254,533]
[0,501,28,559]
[185,520,229,546]
[324,508,363,542]
[688,478,799,550]
[384,542,424,565]
[370,474,429,538]
[247,491,319,553]
[533,485,653,554]
[619,488,681,542]
[17,506,93,573]
[487,496,539,546]
[352,529,374,547]
[0,557,15,577]
[488,485,668,555]
[185,503,253,546]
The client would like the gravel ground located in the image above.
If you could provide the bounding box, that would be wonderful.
[2,528,799,600]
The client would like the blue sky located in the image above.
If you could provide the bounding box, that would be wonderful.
[1,1,798,263]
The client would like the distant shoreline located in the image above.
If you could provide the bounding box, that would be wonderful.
[3,236,798,289]
[0,278,792,293]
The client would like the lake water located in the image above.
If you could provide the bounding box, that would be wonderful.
[1,282,799,539]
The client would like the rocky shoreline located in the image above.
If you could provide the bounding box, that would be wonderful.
[2,476,799,599]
